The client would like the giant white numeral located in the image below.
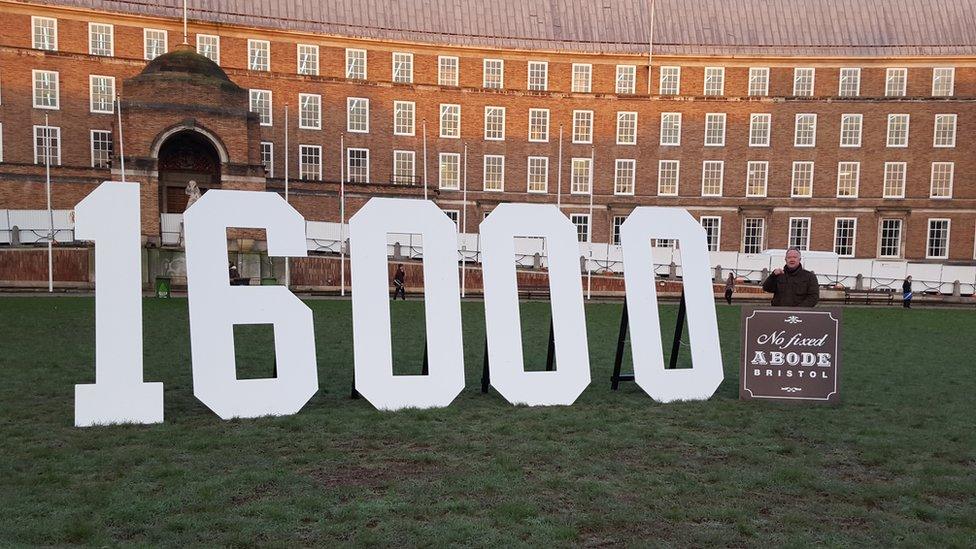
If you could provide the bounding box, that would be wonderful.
[481,204,590,406]
[184,191,317,419]
[620,208,724,401]
[349,198,465,410]
[74,182,164,426]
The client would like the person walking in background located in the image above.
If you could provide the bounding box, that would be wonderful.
[724,272,735,305]
[902,275,913,308]
[392,265,406,301]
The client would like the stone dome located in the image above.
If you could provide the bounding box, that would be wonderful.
[137,44,240,90]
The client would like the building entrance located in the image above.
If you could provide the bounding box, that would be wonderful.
[157,130,221,214]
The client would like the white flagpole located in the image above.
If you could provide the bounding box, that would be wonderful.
[556,125,563,209]
[182,0,188,44]
[44,114,53,293]
[587,146,594,300]
[422,120,429,200]
[461,143,468,297]
[116,97,126,183]
[340,134,346,297]
[284,104,290,287]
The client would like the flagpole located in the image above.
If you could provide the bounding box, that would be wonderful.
[340,134,346,297]
[587,145,594,300]
[44,114,53,293]
[461,143,468,298]
[117,95,126,183]
[284,104,290,287]
[182,0,188,44]
[422,120,429,200]
[556,125,563,209]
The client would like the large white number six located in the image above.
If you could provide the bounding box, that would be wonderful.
[74,182,164,426]
[184,190,317,419]
[620,208,723,402]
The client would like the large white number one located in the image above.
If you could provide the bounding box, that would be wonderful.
[184,190,317,419]
[481,204,590,406]
[620,207,724,402]
[74,182,164,426]
[349,198,465,411]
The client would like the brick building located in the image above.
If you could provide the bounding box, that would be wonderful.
[1,0,975,264]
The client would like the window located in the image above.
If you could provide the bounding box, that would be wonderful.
[748,67,769,96]
[573,110,593,144]
[794,113,817,147]
[836,162,860,198]
[528,109,549,142]
[483,59,504,89]
[658,160,679,196]
[839,68,861,97]
[347,148,370,183]
[438,56,459,86]
[249,89,272,126]
[701,161,724,196]
[930,162,954,198]
[299,94,321,129]
[484,106,505,140]
[393,150,415,184]
[612,216,627,245]
[879,219,902,258]
[616,65,636,94]
[527,61,548,91]
[701,67,723,96]
[791,161,814,197]
[90,130,112,168]
[839,113,862,147]
[743,218,765,254]
[440,104,460,138]
[926,219,950,258]
[248,39,270,71]
[572,63,592,93]
[660,113,681,146]
[144,29,167,60]
[392,52,413,83]
[886,68,907,96]
[616,112,637,145]
[659,66,680,95]
[527,156,548,193]
[89,23,113,56]
[33,70,59,109]
[346,49,367,79]
[883,162,906,198]
[749,113,771,146]
[347,97,369,133]
[700,217,721,251]
[788,218,811,251]
[934,114,956,147]
[393,101,415,136]
[746,161,768,197]
[89,75,115,114]
[297,44,319,75]
[33,125,61,165]
[932,67,954,96]
[834,218,857,257]
[793,68,815,96]
[483,155,504,191]
[571,158,592,194]
[299,145,321,180]
[32,16,57,51]
[614,159,636,195]
[439,153,460,190]
[570,214,590,242]
[887,114,909,147]
[260,142,273,177]
[196,34,220,64]
[704,113,726,146]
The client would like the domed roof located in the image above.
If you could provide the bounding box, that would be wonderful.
[139,43,234,85]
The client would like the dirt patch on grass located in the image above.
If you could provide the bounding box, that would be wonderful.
[304,457,443,491]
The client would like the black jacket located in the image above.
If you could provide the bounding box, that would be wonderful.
[762,265,820,307]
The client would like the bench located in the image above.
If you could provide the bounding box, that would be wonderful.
[518,283,550,299]
[844,288,894,305]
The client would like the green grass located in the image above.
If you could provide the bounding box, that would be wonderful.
[1,296,975,546]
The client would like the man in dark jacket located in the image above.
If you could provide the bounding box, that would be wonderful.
[762,248,819,307]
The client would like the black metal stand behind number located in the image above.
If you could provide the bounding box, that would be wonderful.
[610,291,686,390]
[351,337,429,399]
[481,317,555,393]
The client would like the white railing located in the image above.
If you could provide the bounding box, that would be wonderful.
[0,209,74,244]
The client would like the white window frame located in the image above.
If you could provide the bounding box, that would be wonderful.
[932,67,955,97]
[570,214,591,243]
[298,144,322,181]
[791,161,814,198]
[438,56,459,86]
[247,39,270,71]
[346,147,370,183]
[31,16,58,51]
[616,65,637,94]
[614,159,636,195]
[439,104,460,138]
[33,125,61,165]
[88,22,114,57]
[439,153,461,190]
[32,69,60,110]
[347,97,370,133]
[700,216,721,251]
[298,93,322,130]
[788,217,812,251]
[297,44,319,76]
[196,34,220,64]
[572,110,593,144]
[89,75,115,114]
[704,66,724,96]
[571,63,592,93]
[878,218,903,258]
[249,89,273,126]
[392,150,416,184]
[701,160,724,197]
[704,113,726,146]
[833,218,858,258]
[933,114,957,148]
[392,52,414,84]
[527,61,548,91]
[526,156,549,193]
[570,157,592,195]
[345,48,367,79]
[839,113,863,147]
[483,154,505,191]
[926,218,950,259]
[836,161,860,198]
[748,67,769,96]
[659,66,680,95]
[742,218,765,254]
[749,113,771,147]
[393,101,415,136]
[483,106,506,141]
[483,59,504,89]
[660,112,681,146]
[527,108,549,143]
[143,28,167,60]
[793,67,815,96]
[260,141,274,178]
[657,160,679,196]
[794,113,817,147]
[887,114,910,147]
[746,161,768,198]
[930,162,954,199]
[616,112,637,145]
[612,216,627,245]
[886,68,908,97]
[883,162,907,199]
[90,129,112,168]
[838,68,861,97]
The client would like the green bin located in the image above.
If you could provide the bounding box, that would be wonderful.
[260,277,278,286]
[155,276,172,298]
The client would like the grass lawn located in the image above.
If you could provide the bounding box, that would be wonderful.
[1,296,974,546]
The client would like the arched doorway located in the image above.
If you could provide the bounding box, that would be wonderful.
[157,130,221,214]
